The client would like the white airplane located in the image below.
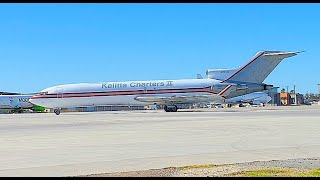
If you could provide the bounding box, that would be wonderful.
[224,92,272,107]
[0,95,34,113]
[30,51,301,115]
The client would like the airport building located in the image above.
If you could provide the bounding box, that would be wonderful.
[290,93,305,105]
[262,87,306,106]
[279,91,305,106]
[265,87,280,106]
[280,92,290,105]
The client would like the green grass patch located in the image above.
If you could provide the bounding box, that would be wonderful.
[304,169,320,177]
[237,168,320,177]
[178,164,219,170]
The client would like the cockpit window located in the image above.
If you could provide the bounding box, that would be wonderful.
[39,91,48,95]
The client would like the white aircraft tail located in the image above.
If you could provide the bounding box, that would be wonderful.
[222,51,303,83]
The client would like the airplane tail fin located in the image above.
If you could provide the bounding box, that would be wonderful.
[222,51,303,83]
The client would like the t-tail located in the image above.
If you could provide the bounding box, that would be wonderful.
[221,51,303,83]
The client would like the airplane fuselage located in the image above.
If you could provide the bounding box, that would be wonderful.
[30,79,233,108]
[30,78,270,110]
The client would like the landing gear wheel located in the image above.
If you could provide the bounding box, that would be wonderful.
[164,105,178,112]
[172,105,178,112]
[164,105,170,112]
[54,109,61,115]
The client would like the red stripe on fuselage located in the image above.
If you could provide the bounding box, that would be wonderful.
[218,85,232,96]
[31,87,217,99]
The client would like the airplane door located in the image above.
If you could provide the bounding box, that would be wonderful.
[57,88,64,99]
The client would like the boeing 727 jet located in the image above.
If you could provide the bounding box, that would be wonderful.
[30,51,301,115]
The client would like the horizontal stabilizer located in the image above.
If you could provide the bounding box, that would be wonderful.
[206,68,238,81]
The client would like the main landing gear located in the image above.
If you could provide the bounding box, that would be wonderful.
[11,109,23,114]
[53,109,61,115]
[164,105,178,112]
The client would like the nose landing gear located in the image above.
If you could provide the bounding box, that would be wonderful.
[164,105,178,112]
[53,109,61,115]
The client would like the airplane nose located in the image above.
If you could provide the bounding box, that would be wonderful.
[29,95,51,108]
[29,96,40,105]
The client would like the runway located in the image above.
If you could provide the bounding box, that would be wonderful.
[0,105,320,177]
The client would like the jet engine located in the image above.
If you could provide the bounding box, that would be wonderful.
[263,84,274,90]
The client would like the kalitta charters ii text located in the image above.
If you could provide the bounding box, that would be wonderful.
[102,81,174,89]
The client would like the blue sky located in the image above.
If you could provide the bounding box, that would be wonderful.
[0,3,319,94]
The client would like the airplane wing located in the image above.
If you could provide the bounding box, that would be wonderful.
[134,94,214,103]
[237,96,262,103]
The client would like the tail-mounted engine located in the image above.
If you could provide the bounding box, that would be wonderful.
[263,84,274,90]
